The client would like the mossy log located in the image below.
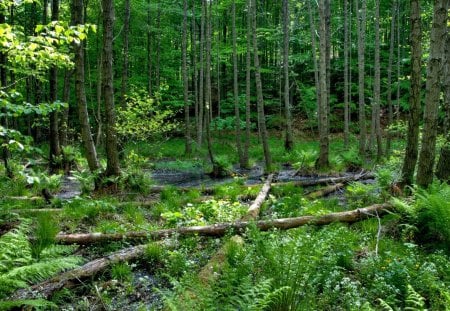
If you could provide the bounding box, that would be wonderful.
[305,182,345,199]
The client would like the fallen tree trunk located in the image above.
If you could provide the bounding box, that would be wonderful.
[6,208,63,214]
[13,203,391,300]
[56,203,391,245]
[305,183,345,200]
[12,244,147,300]
[242,174,273,220]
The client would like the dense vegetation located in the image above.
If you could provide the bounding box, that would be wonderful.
[0,0,449,310]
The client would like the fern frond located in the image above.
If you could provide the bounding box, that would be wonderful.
[0,299,57,310]
[377,298,394,311]
[40,244,78,259]
[0,219,32,273]
[404,285,427,311]
[5,256,83,284]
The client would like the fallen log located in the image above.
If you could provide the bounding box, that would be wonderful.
[305,183,345,200]
[55,203,391,245]
[5,208,63,214]
[11,244,147,300]
[13,203,392,300]
[242,174,273,221]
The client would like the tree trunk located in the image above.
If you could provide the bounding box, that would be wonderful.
[71,0,100,173]
[316,0,329,169]
[396,0,401,122]
[147,0,152,95]
[242,0,252,169]
[197,0,205,147]
[242,174,273,221]
[59,70,73,148]
[155,2,161,89]
[120,0,130,105]
[343,0,350,149]
[48,0,61,173]
[435,32,450,182]
[102,0,121,178]
[357,0,367,157]
[283,0,293,151]
[232,0,244,167]
[386,1,396,155]
[401,0,422,187]
[416,0,448,187]
[251,0,272,171]
[182,0,191,155]
[307,0,320,134]
[191,2,198,144]
[373,0,383,159]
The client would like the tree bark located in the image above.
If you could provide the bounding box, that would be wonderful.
[232,0,244,168]
[155,2,161,89]
[385,1,397,155]
[307,0,320,137]
[120,0,130,105]
[182,0,192,155]
[197,0,205,147]
[357,0,367,157]
[316,0,329,169]
[305,183,345,200]
[251,0,272,171]
[242,174,273,221]
[102,0,121,178]
[401,0,422,187]
[55,203,391,246]
[416,0,448,187]
[71,0,100,173]
[282,0,293,151]
[48,0,61,173]
[435,32,450,182]
[242,0,252,169]
[373,0,383,159]
[147,0,152,95]
[343,0,350,149]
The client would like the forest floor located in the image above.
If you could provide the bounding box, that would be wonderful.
[0,135,449,310]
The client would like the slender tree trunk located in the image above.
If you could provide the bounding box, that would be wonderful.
[120,0,130,105]
[324,0,331,139]
[102,0,121,178]
[434,20,450,182]
[48,0,61,173]
[182,0,191,155]
[396,0,401,122]
[197,0,205,147]
[357,0,367,157]
[373,0,383,159]
[401,0,422,187]
[71,0,100,173]
[232,0,244,167]
[251,0,272,171]
[416,0,448,187]
[307,0,320,136]
[59,69,73,147]
[155,2,161,89]
[242,0,252,169]
[316,0,329,169]
[147,0,152,96]
[282,0,293,151]
[386,1,396,155]
[343,0,349,149]
[191,2,198,141]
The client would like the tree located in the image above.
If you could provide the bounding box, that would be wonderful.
[232,0,244,167]
[182,0,191,155]
[242,0,252,169]
[416,0,448,187]
[356,0,367,156]
[121,0,130,105]
[385,1,397,154]
[101,0,120,177]
[251,0,271,171]
[401,0,422,186]
[343,0,350,149]
[48,0,61,173]
[71,0,100,174]
[282,0,293,151]
[316,0,329,169]
[197,0,205,147]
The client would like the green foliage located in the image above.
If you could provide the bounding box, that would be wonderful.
[0,299,57,310]
[0,219,81,299]
[292,149,318,172]
[144,242,164,266]
[116,89,178,141]
[111,263,133,282]
[346,182,379,208]
[30,213,59,260]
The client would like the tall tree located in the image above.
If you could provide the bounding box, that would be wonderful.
[242,0,252,169]
[435,32,450,182]
[316,0,329,169]
[182,0,191,155]
[232,0,244,167]
[71,0,100,173]
[386,1,397,154]
[146,0,152,95]
[48,0,61,173]
[197,0,205,147]
[282,0,293,151]
[101,0,120,177]
[416,0,448,187]
[356,0,367,156]
[343,0,350,149]
[251,0,272,171]
[401,0,422,186]
[307,0,320,136]
[121,0,130,105]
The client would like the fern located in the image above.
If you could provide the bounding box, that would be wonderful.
[0,298,57,310]
[404,285,427,311]
[0,219,33,273]
[377,298,394,311]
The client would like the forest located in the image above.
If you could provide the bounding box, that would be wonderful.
[0,0,449,309]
